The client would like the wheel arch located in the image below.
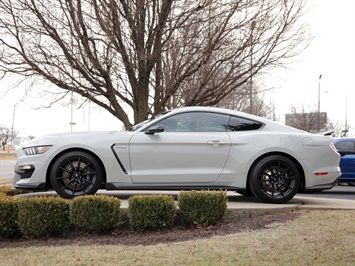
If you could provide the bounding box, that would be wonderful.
[247,152,305,192]
[45,148,107,190]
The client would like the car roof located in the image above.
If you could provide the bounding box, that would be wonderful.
[166,106,302,133]
[332,137,355,142]
[170,106,267,122]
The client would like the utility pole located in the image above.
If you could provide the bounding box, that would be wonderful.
[317,74,322,132]
[249,21,256,114]
[11,104,16,148]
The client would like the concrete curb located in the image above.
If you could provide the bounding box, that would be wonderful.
[13,190,354,210]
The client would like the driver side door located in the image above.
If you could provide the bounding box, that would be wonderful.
[128,112,232,184]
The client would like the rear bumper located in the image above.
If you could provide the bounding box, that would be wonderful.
[304,178,339,192]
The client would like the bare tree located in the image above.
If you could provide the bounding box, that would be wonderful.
[0,0,309,129]
[285,105,328,133]
[326,121,351,137]
[216,82,278,120]
[0,126,18,150]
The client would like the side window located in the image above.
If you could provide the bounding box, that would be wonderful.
[227,116,263,131]
[153,112,230,132]
[335,141,355,153]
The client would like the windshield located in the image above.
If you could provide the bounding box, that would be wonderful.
[127,111,169,132]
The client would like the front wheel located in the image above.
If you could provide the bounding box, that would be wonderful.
[249,155,300,204]
[50,151,104,199]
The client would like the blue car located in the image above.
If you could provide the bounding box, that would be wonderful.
[332,138,355,186]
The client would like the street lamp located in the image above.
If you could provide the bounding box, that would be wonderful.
[344,95,348,137]
[11,104,16,148]
[69,90,76,132]
[317,74,322,132]
[249,20,256,114]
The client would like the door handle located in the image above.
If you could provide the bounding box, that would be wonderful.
[207,140,226,146]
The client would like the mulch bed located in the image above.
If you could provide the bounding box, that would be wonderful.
[0,210,301,249]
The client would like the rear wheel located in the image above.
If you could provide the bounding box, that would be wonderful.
[249,155,300,204]
[50,151,103,199]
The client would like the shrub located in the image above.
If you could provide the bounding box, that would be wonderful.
[0,185,29,196]
[0,195,20,238]
[70,195,121,234]
[128,195,176,231]
[17,196,71,239]
[178,190,228,226]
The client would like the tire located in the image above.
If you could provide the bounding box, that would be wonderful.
[237,187,254,197]
[50,151,103,199]
[248,155,300,204]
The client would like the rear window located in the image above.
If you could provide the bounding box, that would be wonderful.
[334,141,355,153]
[227,116,264,131]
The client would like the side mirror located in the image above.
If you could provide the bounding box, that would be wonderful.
[145,125,164,135]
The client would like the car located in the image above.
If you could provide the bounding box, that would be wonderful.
[332,137,355,186]
[13,106,341,204]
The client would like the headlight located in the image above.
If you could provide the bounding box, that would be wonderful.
[23,145,52,155]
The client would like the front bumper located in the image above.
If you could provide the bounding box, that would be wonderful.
[12,173,46,191]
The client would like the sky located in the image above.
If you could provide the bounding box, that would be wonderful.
[267,0,355,133]
[0,0,354,139]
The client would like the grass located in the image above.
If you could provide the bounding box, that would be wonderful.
[0,178,12,186]
[0,210,354,265]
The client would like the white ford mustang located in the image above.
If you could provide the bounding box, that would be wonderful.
[13,106,341,203]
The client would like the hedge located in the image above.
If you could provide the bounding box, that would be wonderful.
[128,194,176,231]
[70,195,121,233]
[178,190,228,226]
[17,196,71,239]
[0,195,19,238]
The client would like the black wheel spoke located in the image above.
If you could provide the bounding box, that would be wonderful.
[77,156,81,168]
[56,176,69,181]
[280,166,291,176]
[67,158,75,170]
[78,179,87,193]
[80,161,92,172]
[71,183,77,195]
[62,178,76,189]
[80,178,94,185]
[59,166,71,174]
[82,170,96,176]
[276,161,281,173]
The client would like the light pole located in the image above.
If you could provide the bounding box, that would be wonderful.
[69,90,76,132]
[11,104,16,148]
[249,20,256,114]
[344,95,348,137]
[317,74,322,132]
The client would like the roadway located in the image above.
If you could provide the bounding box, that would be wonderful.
[0,159,15,184]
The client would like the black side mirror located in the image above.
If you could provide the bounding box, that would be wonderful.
[145,125,164,135]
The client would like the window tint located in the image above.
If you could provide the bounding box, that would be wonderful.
[153,112,230,132]
[128,112,168,131]
[227,116,263,131]
[335,141,355,153]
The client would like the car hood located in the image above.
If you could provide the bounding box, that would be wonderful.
[21,131,129,147]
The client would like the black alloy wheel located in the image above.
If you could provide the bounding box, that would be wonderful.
[50,151,103,199]
[249,155,300,204]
